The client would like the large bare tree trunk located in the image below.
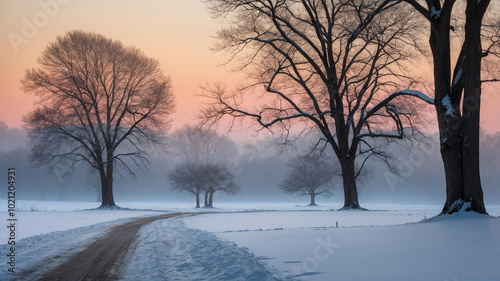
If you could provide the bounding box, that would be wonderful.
[309,193,317,206]
[99,168,108,207]
[460,0,489,214]
[208,191,214,207]
[429,0,489,214]
[339,157,361,210]
[100,150,116,207]
[427,5,465,214]
[195,190,201,208]
[429,17,465,214]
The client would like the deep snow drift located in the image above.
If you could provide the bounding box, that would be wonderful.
[1,201,499,281]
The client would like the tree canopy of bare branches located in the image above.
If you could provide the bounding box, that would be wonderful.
[168,124,238,166]
[202,0,434,209]
[280,153,339,206]
[167,125,240,207]
[202,164,240,207]
[168,163,240,208]
[22,30,176,207]
[168,163,206,208]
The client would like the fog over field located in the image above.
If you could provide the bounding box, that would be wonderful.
[1,122,499,207]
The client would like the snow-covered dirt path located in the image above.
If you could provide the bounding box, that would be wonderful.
[38,213,192,281]
[121,217,280,281]
[1,212,194,281]
[1,216,131,280]
[2,213,284,281]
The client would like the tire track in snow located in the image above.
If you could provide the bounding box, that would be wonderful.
[36,213,192,281]
[121,217,280,281]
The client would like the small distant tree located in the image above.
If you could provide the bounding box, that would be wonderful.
[168,125,240,207]
[280,153,339,206]
[204,164,240,207]
[168,163,206,208]
[168,163,240,208]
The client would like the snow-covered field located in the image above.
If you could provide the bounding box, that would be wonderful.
[1,201,499,280]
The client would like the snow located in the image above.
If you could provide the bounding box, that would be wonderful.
[442,95,457,117]
[8,201,167,240]
[121,217,278,281]
[1,217,135,280]
[363,89,434,122]
[430,7,442,19]
[184,210,500,281]
[395,89,435,104]
[453,65,464,87]
[1,201,499,281]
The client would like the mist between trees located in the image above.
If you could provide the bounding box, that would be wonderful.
[2,1,500,212]
[1,122,499,206]
[199,0,500,213]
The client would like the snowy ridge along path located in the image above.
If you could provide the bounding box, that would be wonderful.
[121,216,281,281]
[8,212,280,281]
[36,213,191,281]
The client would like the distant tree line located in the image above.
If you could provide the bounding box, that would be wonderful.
[2,122,500,206]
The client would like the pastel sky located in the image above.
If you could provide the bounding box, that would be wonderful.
[0,0,237,129]
[0,0,499,133]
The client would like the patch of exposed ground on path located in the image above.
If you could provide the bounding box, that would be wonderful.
[34,213,195,281]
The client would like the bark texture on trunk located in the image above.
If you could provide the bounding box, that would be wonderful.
[208,191,214,207]
[428,0,489,214]
[195,191,201,208]
[339,157,361,210]
[429,11,463,214]
[99,162,116,207]
[459,0,489,214]
[309,193,317,206]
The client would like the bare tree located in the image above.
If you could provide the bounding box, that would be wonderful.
[22,30,176,207]
[168,125,238,165]
[280,153,338,206]
[203,164,240,207]
[401,0,498,214]
[168,163,206,208]
[167,125,240,207]
[202,0,434,209]
[168,163,240,208]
